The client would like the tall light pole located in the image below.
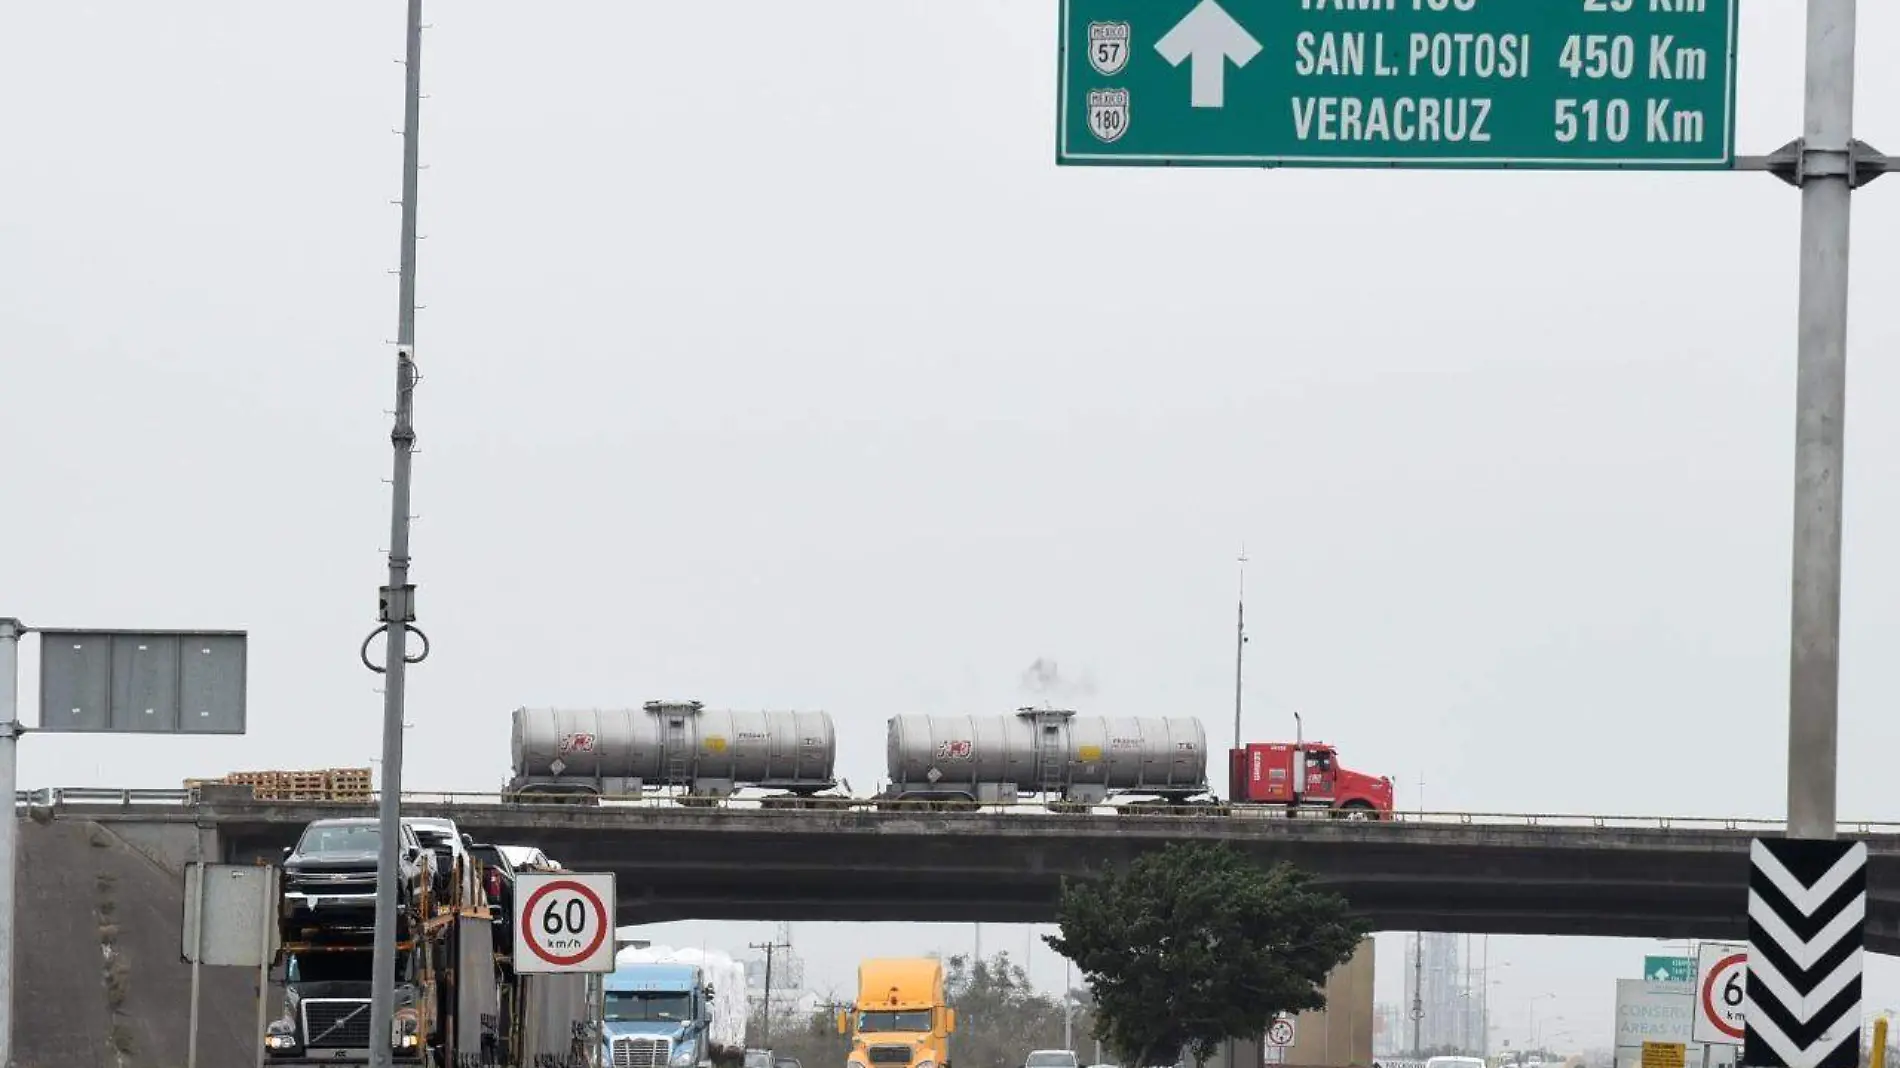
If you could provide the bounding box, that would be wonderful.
[364,2,430,1064]
[1063,957,1073,1052]
[1783,0,1860,846]
[1480,937,1491,1058]
[1527,994,1556,1057]
[1410,933,1424,1056]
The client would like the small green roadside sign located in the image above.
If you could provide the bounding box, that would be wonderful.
[1644,954,1695,984]
[1057,0,1738,169]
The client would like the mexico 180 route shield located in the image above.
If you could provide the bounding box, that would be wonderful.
[1057,0,1738,169]
[514,871,618,973]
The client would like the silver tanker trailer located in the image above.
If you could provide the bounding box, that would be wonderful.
[881,708,1210,807]
[507,701,838,803]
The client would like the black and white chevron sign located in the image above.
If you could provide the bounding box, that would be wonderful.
[1745,837,1867,1068]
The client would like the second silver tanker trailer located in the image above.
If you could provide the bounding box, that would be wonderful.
[880,707,1209,807]
[507,701,839,804]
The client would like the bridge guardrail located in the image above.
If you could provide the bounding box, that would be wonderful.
[14,785,1898,834]
[16,787,195,807]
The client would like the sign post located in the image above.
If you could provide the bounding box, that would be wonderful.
[182,863,280,1068]
[0,620,249,1068]
[514,872,618,975]
[1693,943,1745,1047]
[1058,0,1739,169]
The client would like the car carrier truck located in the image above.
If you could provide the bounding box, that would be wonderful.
[261,816,591,1065]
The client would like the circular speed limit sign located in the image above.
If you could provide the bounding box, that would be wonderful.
[1699,952,1746,1041]
[515,872,617,973]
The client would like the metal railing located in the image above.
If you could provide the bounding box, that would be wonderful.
[15,787,194,806]
[15,785,1900,834]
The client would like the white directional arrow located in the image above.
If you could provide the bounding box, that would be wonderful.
[1153,0,1262,109]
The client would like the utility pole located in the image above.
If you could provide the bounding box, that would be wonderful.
[364,2,429,1065]
[750,939,790,1049]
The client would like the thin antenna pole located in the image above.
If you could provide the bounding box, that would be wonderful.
[367,2,425,1064]
[1233,545,1247,753]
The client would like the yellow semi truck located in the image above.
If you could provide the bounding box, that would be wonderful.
[839,958,957,1068]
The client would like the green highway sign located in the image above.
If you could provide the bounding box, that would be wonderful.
[1643,955,1695,984]
[1057,0,1738,169]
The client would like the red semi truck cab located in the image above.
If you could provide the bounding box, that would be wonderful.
[1227,742,1394,817]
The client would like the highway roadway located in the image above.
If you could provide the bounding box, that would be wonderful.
[22,787,1900,953]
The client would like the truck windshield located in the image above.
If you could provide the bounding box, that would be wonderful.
[858,1011,931,1032]
[298,824,379,853]
[606,992,693,1022]
[286,951,406,983]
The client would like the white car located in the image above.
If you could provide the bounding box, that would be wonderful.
[1026,1051,1080,1068]
[404,816,482,906]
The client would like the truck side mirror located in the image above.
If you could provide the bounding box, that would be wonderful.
[280,846,292,857]
[943,1008,956,1034]
[836,1012,849,1036]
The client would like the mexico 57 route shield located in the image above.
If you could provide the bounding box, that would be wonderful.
[1057,0,1738,169]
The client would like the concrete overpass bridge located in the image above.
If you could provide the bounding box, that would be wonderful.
[22,788,1900,953]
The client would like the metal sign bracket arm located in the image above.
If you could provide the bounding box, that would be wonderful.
[1736,138,1894,189]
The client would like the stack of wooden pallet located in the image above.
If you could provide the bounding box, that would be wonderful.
[326,767,373,802]
[183,767,375,803]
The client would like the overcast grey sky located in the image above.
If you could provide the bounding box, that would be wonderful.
[7,0,1900,1052]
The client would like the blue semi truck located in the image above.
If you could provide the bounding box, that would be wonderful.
[603,948,748,1068]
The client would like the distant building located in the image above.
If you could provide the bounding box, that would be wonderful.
[1375,1003,1408,1056]
[1400,934,1486,1054]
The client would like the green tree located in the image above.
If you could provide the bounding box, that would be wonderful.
[747,989,852,1068]
[943,951,1096,1068]
[1043,841,1368,1068]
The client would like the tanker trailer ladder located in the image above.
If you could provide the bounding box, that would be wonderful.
[1022,708,1083,809]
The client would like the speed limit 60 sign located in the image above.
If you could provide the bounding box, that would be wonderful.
[514,872,617,973]
[1693,942,1746,1046]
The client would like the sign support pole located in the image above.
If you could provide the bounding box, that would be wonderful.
[254,866,274,1068]
[186,863,204,1068]
[0,618,19,1068]
[1785,0,1858,844]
